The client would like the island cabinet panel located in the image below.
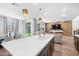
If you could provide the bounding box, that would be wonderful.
[38,38,54,56]
[50,38,54,55]
[38,46,48,56]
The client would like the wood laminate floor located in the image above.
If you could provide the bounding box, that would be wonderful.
[0,47,10,56]
[53,36,79,56]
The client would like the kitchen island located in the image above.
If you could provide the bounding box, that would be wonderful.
[2,34,55,56]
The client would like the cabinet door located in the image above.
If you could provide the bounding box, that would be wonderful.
[77,37,79,52]
[61,21,72,36]
[41,48,48,56]
[74,36,77,49]
[48,38,54,56]
[38,46,48,56]
[74,36,79,52]
[50,38,54,54]
[38,38,54,56]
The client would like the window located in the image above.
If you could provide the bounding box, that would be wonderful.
[25,23,31,36]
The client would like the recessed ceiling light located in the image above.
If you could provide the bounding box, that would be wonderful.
[62,14,67,19]
[45,13,48,16]
[62,8,67,12]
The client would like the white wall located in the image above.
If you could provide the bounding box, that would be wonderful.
[0,17,4,34]
[19,20,25,34]
[0,4,25,36]
[0,4,24,20]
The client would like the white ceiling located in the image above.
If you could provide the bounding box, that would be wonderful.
[0,3,79,22]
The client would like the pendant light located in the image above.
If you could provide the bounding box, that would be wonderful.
[23,9,28,16]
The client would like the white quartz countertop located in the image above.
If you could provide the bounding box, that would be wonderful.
[50,30,63,33]
[2,34,55,56]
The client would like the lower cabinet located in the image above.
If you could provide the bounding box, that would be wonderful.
[38,46,48,56]
[38,38,54,56]
[74,36,79,52]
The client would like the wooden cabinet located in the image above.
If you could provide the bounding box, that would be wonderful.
[45,20,72,36]
[38,38,54,56]
[74,36,79,52]
[60,21,72,36]
[74,36,77,49]
[48,38,54,56]
[38,46,48,56]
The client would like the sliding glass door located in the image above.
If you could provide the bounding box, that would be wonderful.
[0,15,20,42]
[4,17,19,41]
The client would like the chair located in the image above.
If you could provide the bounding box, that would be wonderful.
[54,33,63,44]
[0,38,5,48]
